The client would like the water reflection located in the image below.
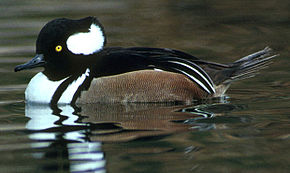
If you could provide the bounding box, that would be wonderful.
[24,101,225,172]
[68,142,105,173]
[0,0,287,171]
[26,104,106,172]
[25,102,222,141]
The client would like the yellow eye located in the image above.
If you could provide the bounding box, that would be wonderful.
[55,45,62,52]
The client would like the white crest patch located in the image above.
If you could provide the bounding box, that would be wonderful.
[66,23,105,55]
[25,69,90,104]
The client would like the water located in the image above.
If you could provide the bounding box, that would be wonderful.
[0,0,289,172]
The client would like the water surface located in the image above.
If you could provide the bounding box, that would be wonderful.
[0,0,289,172]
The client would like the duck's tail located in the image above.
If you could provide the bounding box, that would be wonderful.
[225,47,277,83]
[200,47,277,97]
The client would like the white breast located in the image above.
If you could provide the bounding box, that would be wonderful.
[25,72,67,104]
[25,69,90,104]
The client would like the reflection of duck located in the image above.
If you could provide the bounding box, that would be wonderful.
[30,137,106,173]
[14,17,276,105]
[25,102,233,172]
[25,103,217,142]
[26,104,106,173]
[83,103,219,142]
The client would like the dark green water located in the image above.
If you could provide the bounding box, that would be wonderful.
[0,0,289,172]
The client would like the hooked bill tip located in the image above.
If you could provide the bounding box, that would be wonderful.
[14,64,24,72]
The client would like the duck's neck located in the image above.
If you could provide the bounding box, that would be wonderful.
[25,69,90,104]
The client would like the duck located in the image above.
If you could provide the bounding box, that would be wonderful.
[14,16,276,105]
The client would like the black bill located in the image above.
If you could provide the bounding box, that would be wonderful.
[14,54,46,72]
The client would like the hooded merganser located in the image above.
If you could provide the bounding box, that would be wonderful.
[14,17,277,105]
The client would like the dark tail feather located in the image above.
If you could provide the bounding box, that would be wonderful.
[226,47,278,83]
[211,47,277,97]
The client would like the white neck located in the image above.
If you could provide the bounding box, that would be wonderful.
[25,69,90,104]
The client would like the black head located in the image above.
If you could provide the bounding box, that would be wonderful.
[15,17,106,80]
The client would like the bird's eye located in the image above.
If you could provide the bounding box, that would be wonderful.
[55,45,62,52]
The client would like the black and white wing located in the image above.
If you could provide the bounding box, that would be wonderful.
[152,56,215,94]
[126,47,215,94]
[100,47,216,94]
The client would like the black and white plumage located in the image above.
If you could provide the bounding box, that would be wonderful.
[14,17,277,105]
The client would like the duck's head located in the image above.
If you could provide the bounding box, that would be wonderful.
[15,17,106,80]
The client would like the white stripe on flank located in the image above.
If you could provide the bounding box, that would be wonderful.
[168,60,215,93]
[173,68,213,94]
[153,68,164,72]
